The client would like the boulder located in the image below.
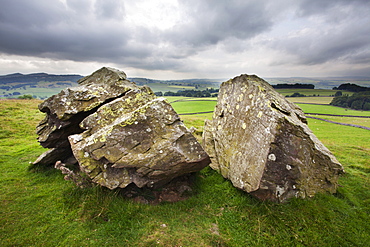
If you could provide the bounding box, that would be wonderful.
[34,67,210,190]
[202,74,344,203]
[69,88,210,189]
[36,67,136,148]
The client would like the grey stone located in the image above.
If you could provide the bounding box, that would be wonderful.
[32,147,74,166]
[69,88,210,189]
[202,74,344,203]
[36,67,137,148]
[34,67,210,190]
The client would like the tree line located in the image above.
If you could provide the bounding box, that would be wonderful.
[155,88,219,97]
[272,83,315,89]
[330,91,370,110]
[333,83,370,92]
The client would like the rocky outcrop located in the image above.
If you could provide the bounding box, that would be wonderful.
[34,67,210,190]
[203,74,344,203]
[36,67,135,148]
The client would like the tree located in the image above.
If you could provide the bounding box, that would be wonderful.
[204,91,211,97]
[290,92,306,97]
[334,91,342,97]
[330,91,370,110]
[351,100,363,110]
[18,94,33,99]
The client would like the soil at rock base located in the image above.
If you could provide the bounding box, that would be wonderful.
[120,173,197,205]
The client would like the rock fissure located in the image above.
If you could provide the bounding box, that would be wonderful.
[203,74,344,203]
[270,102,291,116]
[34,67,210,191]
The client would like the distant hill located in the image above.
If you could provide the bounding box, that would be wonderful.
[1,72,370,99]
[333,83,370,92]
[0,72,222,99]
[266,77,370,89]
[128,77,222,86]
[0,72,83,84]
[0,72,83,99]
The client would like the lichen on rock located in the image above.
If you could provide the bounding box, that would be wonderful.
[202,74,344,203]
[34,67,210,191]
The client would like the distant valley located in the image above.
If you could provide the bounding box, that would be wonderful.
[1,72,370,99]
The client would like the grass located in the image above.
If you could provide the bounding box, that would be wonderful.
[171,100,217,114]
[1,99,369,246]
[287,96,334,104]
[275,89,352,97]
[308,115,370,128]
[296,104,370,117]
[145,83,197,93]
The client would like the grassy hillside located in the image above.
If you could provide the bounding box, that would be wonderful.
[1,99,369,246]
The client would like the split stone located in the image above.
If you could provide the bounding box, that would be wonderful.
[34,67,210,190]
[36,67,136,148]
[202,74,344,203]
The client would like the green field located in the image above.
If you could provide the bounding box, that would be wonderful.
[307,115,370,128]
[296,104,370,117]
[275,88,352,97]
[288,96,334,104]
[171,100,217,114]
[1,98,369,246]
[145,83,200,93]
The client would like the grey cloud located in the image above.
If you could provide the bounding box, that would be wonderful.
[0,0,131,60]
[269,26,370,66]
[0,0,180,71]
[297,0,370,20]
[0,0,287,72]
[0,0,369,75]
[94,0,125,20]
[166,0,274,47]
[266,0,370,67]
[0,0,64,27]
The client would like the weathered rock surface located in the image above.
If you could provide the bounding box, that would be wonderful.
[36,67,136,148]
[34,67,210,190]
[203,74,344,203]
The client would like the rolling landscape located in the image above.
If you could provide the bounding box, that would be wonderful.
[1,72,370,99]
[1,0,369,245]
[1,73,369,246]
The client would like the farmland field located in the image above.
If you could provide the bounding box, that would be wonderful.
[296,104,370,117]
[288,96,334,104]
[171,100,217,114]
[274,88,352,97]
[1,97,369,246]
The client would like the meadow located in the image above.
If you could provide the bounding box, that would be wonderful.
[274,89,352,97]
[1,96,369,246]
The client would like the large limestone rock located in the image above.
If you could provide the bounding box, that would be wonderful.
[34,67,210,190]
[203,74,344,203]
[36,67,136,148]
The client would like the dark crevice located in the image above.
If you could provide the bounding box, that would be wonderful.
[295,113,308,124]
[271,102,291,116]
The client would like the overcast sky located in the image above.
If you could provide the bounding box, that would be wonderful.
[0,0,369,79]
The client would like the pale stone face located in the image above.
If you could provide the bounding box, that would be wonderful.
[70,96,210,189]
[203,74,344,203]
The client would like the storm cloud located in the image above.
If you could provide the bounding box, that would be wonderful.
[0,0,369,78]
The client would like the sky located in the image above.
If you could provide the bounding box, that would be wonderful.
[0,0,369,79]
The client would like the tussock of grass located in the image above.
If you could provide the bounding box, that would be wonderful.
[1,99,369,246]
